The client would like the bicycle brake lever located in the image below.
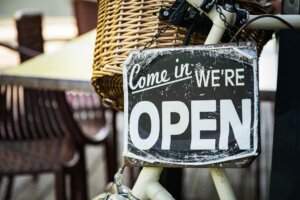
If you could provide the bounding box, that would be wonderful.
[159,0,192,27]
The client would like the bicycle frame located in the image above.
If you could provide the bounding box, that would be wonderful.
[129,3,300,200]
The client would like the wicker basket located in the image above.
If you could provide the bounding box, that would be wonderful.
[92,0,273,111]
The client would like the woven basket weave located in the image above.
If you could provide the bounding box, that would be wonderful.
[92,0,273,111]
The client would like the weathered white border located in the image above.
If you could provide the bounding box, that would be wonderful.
[122,43,259,166]
[123,52,135,158]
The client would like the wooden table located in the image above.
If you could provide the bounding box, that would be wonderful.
[0,30,95,91]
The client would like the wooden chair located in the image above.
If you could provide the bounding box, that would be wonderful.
[73,0,98,35]
[0,10,117,200]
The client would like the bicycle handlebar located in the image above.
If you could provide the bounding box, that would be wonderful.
[247,15,300,30]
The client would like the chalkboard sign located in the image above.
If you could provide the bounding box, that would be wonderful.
[123,42,259,167]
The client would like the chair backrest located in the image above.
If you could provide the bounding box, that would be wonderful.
[0,11,73,141]
[0,86,71,140]
[15,10,44,62]
[73,0,98,35]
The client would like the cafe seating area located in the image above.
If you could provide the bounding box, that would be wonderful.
[0,1,117,199]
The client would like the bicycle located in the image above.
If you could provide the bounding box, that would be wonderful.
[93,0,300,199]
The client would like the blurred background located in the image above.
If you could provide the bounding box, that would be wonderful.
[0,1,109,199]
[0,0,89,68]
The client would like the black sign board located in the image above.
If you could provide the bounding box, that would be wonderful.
[123,42,259,167]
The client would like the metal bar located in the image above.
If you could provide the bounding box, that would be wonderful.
[210,168,236,200]
[146,182,175,200]
[131,167,166,200]
[247,15,300,30]
[205,24,226,45]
